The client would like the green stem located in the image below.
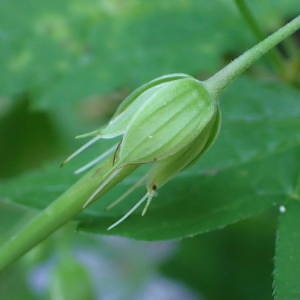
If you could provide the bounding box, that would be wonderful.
[205,15,300,98]
[0,159,136,271]
[234,0,284,72]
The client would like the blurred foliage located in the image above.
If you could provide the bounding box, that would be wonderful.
[0,202,35,245]
[0,0,299,299]
[49,252,94,300]
[161,212,276,300]
[0,97,63,178]
[0,0,298,109]
[0,263,39,300]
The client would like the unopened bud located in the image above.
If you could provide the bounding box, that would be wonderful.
[63,73,220,229]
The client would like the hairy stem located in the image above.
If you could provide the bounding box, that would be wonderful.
[205,15,300,98]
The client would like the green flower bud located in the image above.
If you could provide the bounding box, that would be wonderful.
[117,77,216,165]
[63,73,220,229]
[76,73,190,139]
[146,106,221,192]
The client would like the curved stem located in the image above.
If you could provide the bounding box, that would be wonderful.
[0,160,136,270]
[205,15,300,98]
[234,0,284,73]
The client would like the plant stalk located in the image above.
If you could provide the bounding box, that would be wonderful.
[234,0,284,73]
[0,159,136,271]
[205,15,300,98]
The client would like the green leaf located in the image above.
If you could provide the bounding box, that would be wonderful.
[0,99,64,178]
[49,253,94,300]
[1,0,296,113]
[161,214,276,300]
[0,261,39,300]
[0,0,272,107]
[0,201,35,244]
[274,200,300,300]
[78,146,299,239]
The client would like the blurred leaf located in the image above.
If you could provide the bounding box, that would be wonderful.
[1,0,295,109]
[0,201,35,244]
[0,76,299,240]
[246,0,300,27]
[1,0,298,137]
[49,253,94,300]
[274,201,300,300]
[161,213,276,300]
[0,262,39,300]
[0,97,64,178]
